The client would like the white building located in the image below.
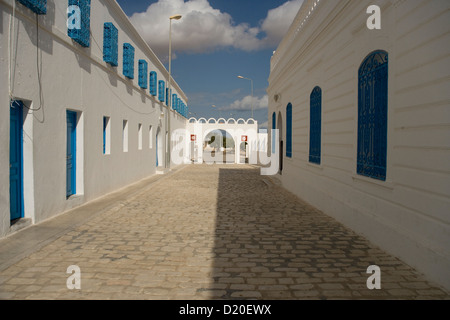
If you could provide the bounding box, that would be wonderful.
[0,0,188,237]
[268,0,450,290]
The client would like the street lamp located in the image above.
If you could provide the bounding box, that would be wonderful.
[167,14,182,169]
[237,75,254,119]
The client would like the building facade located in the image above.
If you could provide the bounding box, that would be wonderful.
[268,0,450,290]
[1,0,188,238]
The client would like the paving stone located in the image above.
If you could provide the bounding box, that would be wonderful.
[0,164,448,300]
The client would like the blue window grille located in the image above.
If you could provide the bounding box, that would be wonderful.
[309,87,322,165]
[68,0,91,48]
[16,0,47,14]
[123,43,135,79]
[138,60,148,89]
[357,50,388,181]
[158,80,165,102]
[150,71,157,96]
[286,103,293,158]
[103,23,118,67]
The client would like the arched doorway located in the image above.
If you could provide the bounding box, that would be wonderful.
[203,129,236,164]
[277,112,283,174]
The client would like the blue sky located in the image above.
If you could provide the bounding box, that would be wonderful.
[116,0,304,127]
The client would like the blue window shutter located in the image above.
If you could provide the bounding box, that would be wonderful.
[138,60,148,89]
[286,103,293,158]
[172,94,177,112]
[158,80,165,102]
[103,23,118,66]
[68,0,91,47]
[123,43,135,79]
[357,50,388,181]
[150,72,157,96]
[309,87,322,164]
[17,0,47,14]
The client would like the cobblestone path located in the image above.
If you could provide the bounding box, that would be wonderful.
[0,165,448,299]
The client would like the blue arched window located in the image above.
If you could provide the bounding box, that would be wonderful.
[150,72,157,96]
[286,103,292,158]
[309,87,322,164]
[357,50,388,181]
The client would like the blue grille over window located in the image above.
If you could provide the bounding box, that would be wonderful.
[150,72,157,96]
[309,87,322,165]
[103,23,118,67]
[158,81,165,102]
[357,50,388,181]
[138,60,148,89]
[286,103,293,158]
[68,0,91,48]
[16,0,47,14]
[123,43,135,79]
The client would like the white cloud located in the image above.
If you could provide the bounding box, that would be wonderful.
[219,95,269,112]
[129,0,304,61]
[261,0,304,47]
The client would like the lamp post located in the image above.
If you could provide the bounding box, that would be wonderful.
[237,75,254,119]
[167,14,182,169]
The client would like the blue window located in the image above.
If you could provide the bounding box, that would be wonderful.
[150,71,157,96]
[286,103,293,158]
[357,50,388,181]
[68,0,91,48]
[138,60,148,89]
[272,112,276,154]
[158,80,165,102]
[123,43,135,79]
[309,87,322,165]
[103,23,118,66]
[17,0,46,14]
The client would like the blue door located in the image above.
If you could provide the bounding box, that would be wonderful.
[66,111,77,198]
[10,101,24,221]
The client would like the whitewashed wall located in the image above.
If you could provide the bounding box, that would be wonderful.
[268,0,450,290]
[0,0,187,238]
